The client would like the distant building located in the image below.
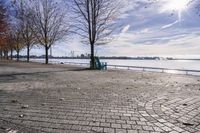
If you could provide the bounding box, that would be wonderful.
[87,54,91,58]
[81,54,85,58]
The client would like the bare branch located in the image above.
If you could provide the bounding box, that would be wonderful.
[29,0,70,64]
[69,0,121,69]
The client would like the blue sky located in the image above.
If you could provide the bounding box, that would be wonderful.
[22,0,200,58]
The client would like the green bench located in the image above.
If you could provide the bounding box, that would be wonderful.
[91,57,107,70]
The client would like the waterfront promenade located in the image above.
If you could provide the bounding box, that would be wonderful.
[0,61,200,133]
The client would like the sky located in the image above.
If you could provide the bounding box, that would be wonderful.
[21,0,200,58]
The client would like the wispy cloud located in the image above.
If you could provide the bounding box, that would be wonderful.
[121,25,130,33]
[161,20,179,29]
[21,0,200,58]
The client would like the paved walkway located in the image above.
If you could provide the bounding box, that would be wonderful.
[0,61,200,133]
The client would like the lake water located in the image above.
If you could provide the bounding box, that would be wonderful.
[30,58,200,71]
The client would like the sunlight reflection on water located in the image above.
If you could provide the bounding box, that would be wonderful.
[165,70,180,74]
[19,58,200,76]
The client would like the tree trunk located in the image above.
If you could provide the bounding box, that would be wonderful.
[45,45,49,64]
[27,45,30,62]
[4,51,8,60]
[3,51,5,59]
[6,51,9,60]
[17,51,19,61]
[0,50,2,59]
[10,49,13,60]
[90,43,95,69]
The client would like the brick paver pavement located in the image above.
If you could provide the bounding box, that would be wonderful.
[0,61,200,133]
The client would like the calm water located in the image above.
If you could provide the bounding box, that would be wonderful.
[30,58,200,71]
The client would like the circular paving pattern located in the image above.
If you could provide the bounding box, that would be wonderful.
[0,61,200,133]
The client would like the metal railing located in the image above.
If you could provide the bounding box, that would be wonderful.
[53,61,200,76]
[61,61,90,66]
[107,64,200,76]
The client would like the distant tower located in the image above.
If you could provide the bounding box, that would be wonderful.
[71,51,75,57]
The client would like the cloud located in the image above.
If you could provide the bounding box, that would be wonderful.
[161,20,179,29]
[121,25,130,33]
[19,0,200,58]
[96,25,200,58]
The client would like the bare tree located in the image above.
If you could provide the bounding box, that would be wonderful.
[13,27,24,61]
[6,28,16,60]
[13,0,36,62]
[30,0,70,64]
[8,34,14,60]
[70,0,121,69]
[0,0,8,59]
[0,0,25,60]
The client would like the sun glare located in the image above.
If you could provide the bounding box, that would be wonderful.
[169,0,189,11]
[163,0,189,11]
[161,0,190,21]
